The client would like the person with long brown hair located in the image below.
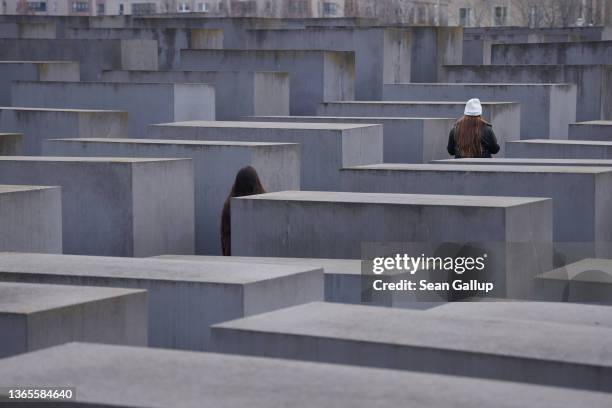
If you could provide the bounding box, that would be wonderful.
[447,98,500,158]
[220,166,266,256]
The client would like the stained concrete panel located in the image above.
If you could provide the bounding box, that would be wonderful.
[0,157,195,257]
[491,41,612,65]
[11,81,215,136]
[382,83,576,139]
[507,139,612,159]
[179,49,355,115]
[0,282,147,358]
[569,120,612,141]
[2,342,611,407]
[0,108,128,155]
[0,61,79,105]
[248,115,455,163]
[210,302,612,393]
[147,121,382,190]
[0,253,323,350]
[231,191,552,298]
[0,133,22,155]
[317,101,520,157]
[0,38,157,80]
[43,138,300,255]
[100,70,289,120]
[0,185,61,254]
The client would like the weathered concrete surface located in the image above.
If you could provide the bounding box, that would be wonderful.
[100,70,289,120]
[0,108,128,155]
[0,253,323,350]
[491,41,612,65]
[0,281,147,358]
[180,49,354,115]
[2,343,611,408]
[318,101,520,157]
[440,64,612,121]
[148,121,382,190]
[0,157,195,257]
[432,158,612,167]
[0,133,22,155]
[507,139,612,159]
[340,164,612,261]
[231,191,552,298]
[569,121,612,141]
[536,258,612,304]
[382,83,576,139]
[0,38,157,80]
[0,61,79,105]
[248,116,455,163]
[0,185,61,254]
[43,138,300,255]
[11,81,215,136]
[0,21,57,39]
[210,302,612,393]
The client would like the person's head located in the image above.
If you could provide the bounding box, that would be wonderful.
[229,166,266,198]
[455,98,485,158]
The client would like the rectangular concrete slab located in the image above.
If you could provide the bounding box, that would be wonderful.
[179,49,355,115]
[382,83,577,139]
[0,157,195,257]
[0,61,79,105]
[507,139,612,159]
[231,191,552,298]
[0,133,22,155]
[11,81,215,136]
[317,101,520,157]
[0,281,147,357]
[210,302,612,393]
[0,252,323,350]
[248,116,455,163]
[148,121,382,190]
[2,343,611,408]
[432,157,612,166]
[569,121,612,141]
[43,138,300,255]
[0,185,61,254]
[0,107,128,155]
[491,41,612,65]
[0,38,157,80]
[100,70,289,120]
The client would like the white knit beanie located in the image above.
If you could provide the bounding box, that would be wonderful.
[464,98,482,116]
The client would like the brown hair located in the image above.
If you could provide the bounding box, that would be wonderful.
[221,166,266,256]
[455,115,486,158]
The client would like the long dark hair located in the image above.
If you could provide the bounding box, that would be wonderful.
[455,115,486,158]
[221,166,266,256]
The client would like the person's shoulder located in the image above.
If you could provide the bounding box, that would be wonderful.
[482,120,493,128]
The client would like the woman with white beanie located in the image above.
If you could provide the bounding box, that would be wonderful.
[447,98,500,158]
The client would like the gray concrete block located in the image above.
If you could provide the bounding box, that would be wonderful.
[432,158,612,167]
[248,116,455,164]
[0,21,57,39]
[2,342,611,408]
[491,41,612,65]
[0,133,22,155]
[0,38,157,80]
[507,139,612,159]
[0,282,147,358]
[440,65,612,121]
[317,101,520,157]
[0,253,323,350]
[0,157,195,257]
[0,185,61,254]
[180,49,355,115]
[100,70,289,120]
[43,138,300,255]
[210,302,612,393]
[383,83,577,139]
[0,108,128,155]
[536,258,612,304]
[569,120,612,141]
[231,191,552,298]
[0,61,79,105]
[11,81,215,136]
[148,121,382,190]
[340,164,612,260]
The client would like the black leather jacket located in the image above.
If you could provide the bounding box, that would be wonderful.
[447,122,500,158]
